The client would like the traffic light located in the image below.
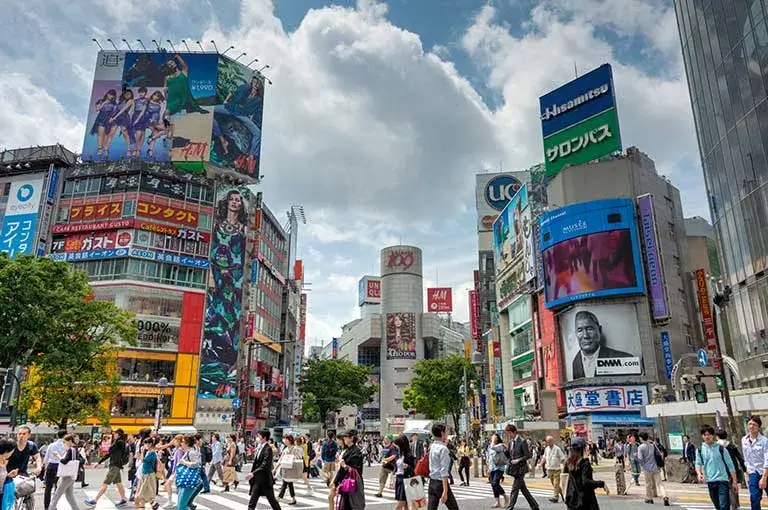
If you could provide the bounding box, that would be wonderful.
[693,382,708,403]
[714,372,725,391]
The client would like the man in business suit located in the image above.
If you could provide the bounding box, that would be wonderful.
[571,310,634,379]
[505,424,540,510]
[246,429,281,510]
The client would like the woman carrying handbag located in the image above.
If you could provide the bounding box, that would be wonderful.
[47,434,80,510]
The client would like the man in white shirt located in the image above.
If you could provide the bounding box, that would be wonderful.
[539,436,565,503]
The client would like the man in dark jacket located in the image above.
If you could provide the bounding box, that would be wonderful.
[85,428,129,507]
[505,424,540,510]
[246,429,281,510]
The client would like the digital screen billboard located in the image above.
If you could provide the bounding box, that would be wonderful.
[558,303,644,382]
[385,312,416,360]
[199,184,250,399]
[82,50,264,179]
[539,198,644,309]
[539,63,622,178]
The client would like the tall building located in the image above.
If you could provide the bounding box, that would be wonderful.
[41,47,289,434]
[0,144,77,432]
[675,1,768,385]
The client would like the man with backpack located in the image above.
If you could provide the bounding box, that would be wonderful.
[320,430,339,487]
[637,432,670,506]
[697,425,740,510]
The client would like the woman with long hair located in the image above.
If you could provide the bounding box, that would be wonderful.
[488,433,508,508]
[564,439,609,510]
[392,435,414,510]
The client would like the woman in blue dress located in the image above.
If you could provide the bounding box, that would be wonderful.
[89,89,117,157]
[129,87,150,157]
[109,89,135,158]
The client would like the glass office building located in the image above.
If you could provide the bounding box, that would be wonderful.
[676,0,768,385]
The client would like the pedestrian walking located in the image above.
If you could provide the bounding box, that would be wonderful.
[47,434,80,510]
[246,429,281,510]
[696,425,740,510]
[564,438,609,510]
[637,432,670,506]
[503,424,540,510]
[540,436,565,503]
[741,415,768,510]
[84,428,129,507]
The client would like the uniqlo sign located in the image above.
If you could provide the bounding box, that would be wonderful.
[427,287,453,313]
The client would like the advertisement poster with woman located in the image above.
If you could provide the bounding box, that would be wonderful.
[209,56,265,178]
[81,51,217,163]
[199,185,250,398]
[386,312,416,360]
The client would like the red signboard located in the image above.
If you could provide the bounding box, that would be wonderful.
[135,220,210,243]
[136,200,198,227]
[299,293,307,341]
[69,201,123,221]
[51,230,133,254]
[695,268,721,370]
[427,287,453,312]
[469,290,480,345]
[367,279,381,299]
[51,219,133,234]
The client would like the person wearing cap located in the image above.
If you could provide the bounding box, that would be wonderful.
[504,424,540,510]
[564,438,608,509]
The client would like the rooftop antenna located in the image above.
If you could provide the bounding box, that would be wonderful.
[196,41,205,52]
[136,39,147,51]
[222,45,235,56]
[91,39,103,50]
[245,58,259,67]
[121,39,133,51]
[210,40,219,53]
[151,39,162,52]
[166,40,177,53]
[106,38,119,51]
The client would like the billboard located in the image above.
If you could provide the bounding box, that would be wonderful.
[539,198,644,309]
[385,312,416,360]
[540,63,622,178]
[492,183,536,286]
[358,275,382,306]
[0,177,45,258]
[427,287,453,312]
[565,385,649,414]
[199,184,250,399]
[637,194,669,321]
[51,230,133,253]
[558,303,643,382]
[81,50,264,179]
[475,172,526,232]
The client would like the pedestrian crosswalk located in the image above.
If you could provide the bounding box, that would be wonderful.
[37,474,563,509]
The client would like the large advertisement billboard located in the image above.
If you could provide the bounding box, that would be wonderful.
[81,50,264,179]
[540,63,622,178]
[199,184,250,399]
[637,194,669,321]
[539,198,644,309]
[385,312,416,360]
[0,177,45,258]
[558,303,643,382]
[475,172,525,232]
[492,183,536,288]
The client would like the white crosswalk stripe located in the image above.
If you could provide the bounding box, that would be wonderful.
[40,474,560,510]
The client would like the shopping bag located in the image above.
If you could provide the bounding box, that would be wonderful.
[403,477,427,508]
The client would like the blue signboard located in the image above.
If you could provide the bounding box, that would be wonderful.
[661,331,674,380]
[697,348,709,367]
[539,63,617,138]
[251,260,259,284]
[538,198,645,309]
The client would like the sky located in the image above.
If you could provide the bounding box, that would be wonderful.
[0,0,709,352]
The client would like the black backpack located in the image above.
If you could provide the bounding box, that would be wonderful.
[201,444,213,464]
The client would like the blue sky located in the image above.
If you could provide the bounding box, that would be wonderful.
[0,0,706,350]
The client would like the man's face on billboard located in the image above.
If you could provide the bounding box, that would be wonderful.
[575,316,601,355]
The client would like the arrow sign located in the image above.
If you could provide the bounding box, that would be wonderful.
[697,348,709,367]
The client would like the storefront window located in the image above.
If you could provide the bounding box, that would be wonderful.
[117,358,175,382]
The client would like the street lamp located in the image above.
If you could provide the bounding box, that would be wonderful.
[155,377,169,431]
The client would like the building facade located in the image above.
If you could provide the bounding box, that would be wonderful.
[675,0,768,386]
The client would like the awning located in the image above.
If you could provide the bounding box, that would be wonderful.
[590,415,656,426]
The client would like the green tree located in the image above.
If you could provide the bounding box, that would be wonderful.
[298,358,375,426]
[402,355,479,431]
[0,255,136,428]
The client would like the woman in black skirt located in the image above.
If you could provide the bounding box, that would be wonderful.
[392,434,415,510]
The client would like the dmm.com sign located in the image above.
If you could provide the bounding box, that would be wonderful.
[543,108,621,178]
